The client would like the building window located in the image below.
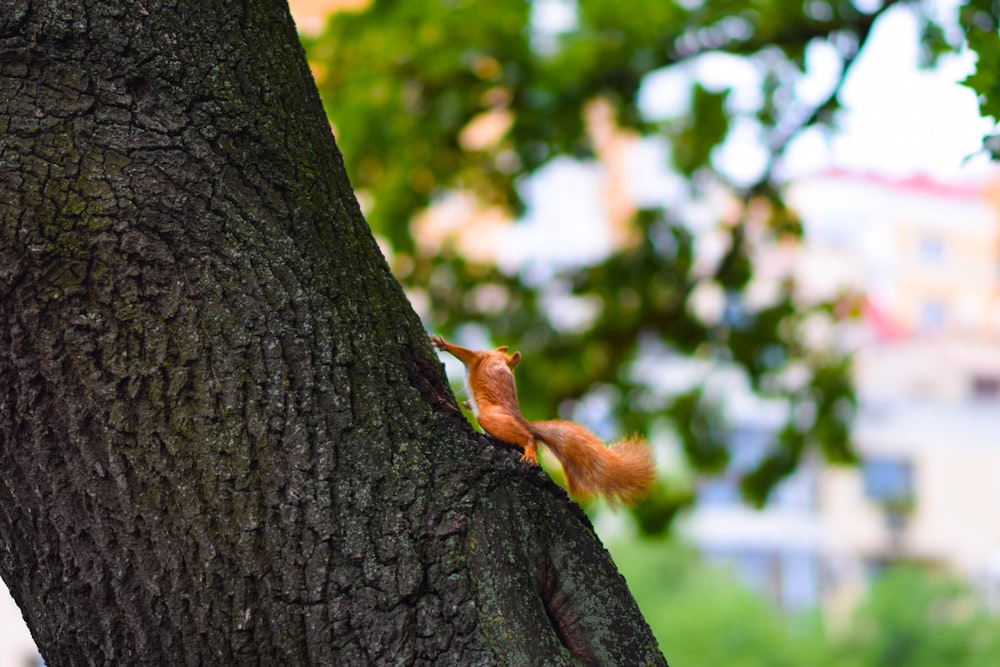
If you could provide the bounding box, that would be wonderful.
[973,376,1000,400]
[704,547,819,611]
[918,236,946,264]
[862,458,913,507]
[919,300,946,332]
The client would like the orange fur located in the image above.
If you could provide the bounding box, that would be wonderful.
[431,335,656,505]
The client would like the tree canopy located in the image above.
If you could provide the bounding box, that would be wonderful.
[303,0,993,529]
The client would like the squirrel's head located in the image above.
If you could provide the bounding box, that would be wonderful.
[493,346,521,369]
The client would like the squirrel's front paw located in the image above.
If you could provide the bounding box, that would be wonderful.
[429,334,446,350]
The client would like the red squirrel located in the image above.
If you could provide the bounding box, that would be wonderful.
[431,335,656,504]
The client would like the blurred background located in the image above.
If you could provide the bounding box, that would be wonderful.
[5,0,1000,664]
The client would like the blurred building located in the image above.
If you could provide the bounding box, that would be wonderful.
[683,398,824,612]
[798,170,1000,613]
[686,169,1000,614]
[288,0,369,34]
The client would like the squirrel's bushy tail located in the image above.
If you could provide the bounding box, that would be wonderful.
[529,420,656,505]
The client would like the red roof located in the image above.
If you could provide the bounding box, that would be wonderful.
[819,168,985,200]
[863,298,906,341]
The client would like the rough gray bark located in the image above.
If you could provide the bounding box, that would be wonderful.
[0,0,666,664]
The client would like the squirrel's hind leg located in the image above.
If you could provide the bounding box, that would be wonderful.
[475,407,539,465]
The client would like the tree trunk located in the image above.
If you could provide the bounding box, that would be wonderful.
[0,1,665,664]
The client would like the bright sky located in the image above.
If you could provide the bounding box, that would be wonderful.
[639,2,995,185]
[793,4,994,179]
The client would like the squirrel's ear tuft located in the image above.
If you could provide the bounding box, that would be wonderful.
[496,345,509,353]
[508,351,521,368]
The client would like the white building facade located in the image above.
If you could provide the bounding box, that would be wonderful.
[685,169,1000,613]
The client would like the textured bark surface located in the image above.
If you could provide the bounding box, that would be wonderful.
[0,1,665,664]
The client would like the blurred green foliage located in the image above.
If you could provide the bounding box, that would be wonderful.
[960,0,1000,158]
[610,539,1000,666]
[304,0,993,529]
